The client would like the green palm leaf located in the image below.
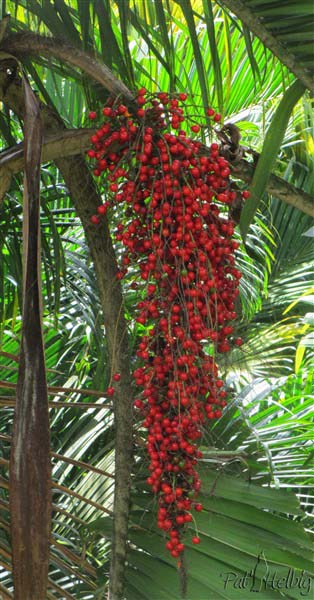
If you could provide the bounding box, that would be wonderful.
[240,80,306,238]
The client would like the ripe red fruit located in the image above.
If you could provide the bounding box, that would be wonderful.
[192,536,201,545]
[134,399,144,409]
[90,215,100,225]
[87,89,243,559]
[176,515,185,525]
[88,111,97,120]
[242,190,251,199]
[213,113,222,122]
[137,96,146,106]
[107,387,115,396]
[97,204,108,215]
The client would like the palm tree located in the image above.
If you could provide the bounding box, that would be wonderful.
[0,1,313,598]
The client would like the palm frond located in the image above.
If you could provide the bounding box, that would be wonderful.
[218,0,314,92]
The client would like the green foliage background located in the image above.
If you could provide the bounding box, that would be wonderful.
[0,1,313,598]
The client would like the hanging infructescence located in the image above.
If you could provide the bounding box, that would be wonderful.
[88,90,249,558]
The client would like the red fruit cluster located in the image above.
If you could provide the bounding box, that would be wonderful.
[88,90,247,558]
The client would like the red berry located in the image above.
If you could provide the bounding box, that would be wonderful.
[118,104,127,114]
[213,113,222,122]
[113,373,121,382]
[88,111,97,120]
[242,190,250,199]
[191,124,200,133]
[134,399,143,409]
[90,215,100,225]
[107,387,115,396]
[97,204,108,215]
[192,536,201,545]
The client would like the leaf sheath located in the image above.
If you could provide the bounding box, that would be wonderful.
[9,77,51,600]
